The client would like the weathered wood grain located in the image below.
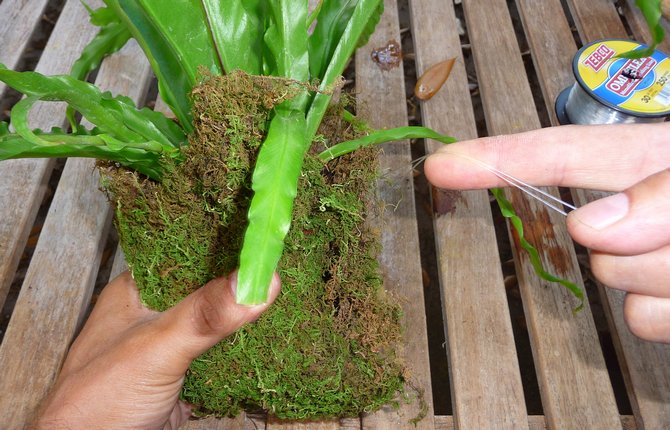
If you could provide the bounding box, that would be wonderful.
[558,2,670,428]
[0,0,99,312]
[563,0,624,46]
[514,0,576,122]
[408,0,528,428]
[0,0,51,97]
[357,0,434,429]
[181,415,263,430]
[434,415,637,429]
[462,0,621,428]
[266,419,340,430]
[0,30,152,430]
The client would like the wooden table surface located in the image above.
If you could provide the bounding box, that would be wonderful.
[1,0,669,429]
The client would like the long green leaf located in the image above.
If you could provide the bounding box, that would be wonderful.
[264,0,309,81]
[305,0,383,141]
[0,65,185,147]
[70,8,131,81]
[106,0,222,131]
[263,0,310,110]
[67,7,131,129]
[200,0,264,74]
[99,92,187,147]
[0,125,169,179]
[237,109,307,304]
[308,0,357,79]
[490,188,584,312]
[0,65,139,142]
[318,125,456,161]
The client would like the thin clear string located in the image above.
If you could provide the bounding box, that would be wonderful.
[429,151,578,216]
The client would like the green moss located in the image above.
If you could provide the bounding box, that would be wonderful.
[102,72,404,419]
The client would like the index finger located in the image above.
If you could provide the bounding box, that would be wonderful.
[424,122,670,191]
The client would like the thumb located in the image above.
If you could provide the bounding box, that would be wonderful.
[159,271,281,364]
[567,168,670,255]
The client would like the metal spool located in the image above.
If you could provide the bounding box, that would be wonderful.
[555,39,670,125]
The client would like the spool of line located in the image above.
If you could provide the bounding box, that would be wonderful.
[555,39,670,125]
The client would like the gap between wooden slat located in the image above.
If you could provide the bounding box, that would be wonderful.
[356,0,435,429]
[461,0,622,428]
[407,0,529,427]
[519,0,670,428]
[0,0,52,97]
[0,6,152,425]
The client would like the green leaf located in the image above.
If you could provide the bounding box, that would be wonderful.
[0,66,137,141]
[355,0,383,49]
[308,0,358,80]
[70,7,131,81]
[263,0,310,110]
[67,5,132,128]
[10,96,50,146]
[106,0,223,131]
[490,188,585,312]
[0,127,170,179]
[98,92,187,147]
[236,108,307,305]
[619,0,664,58]
[306,0,324,27]
[305,0,383,141]
[0,66,185,148]
[85,2,120,26]
[200,0,265,74]
[318,125,456,161]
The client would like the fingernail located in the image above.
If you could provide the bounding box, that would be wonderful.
[574,192,629,230]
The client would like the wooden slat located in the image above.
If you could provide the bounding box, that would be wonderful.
[514,0,576,123]
[461,0,622,428]
[408,1,528,428]
[356,0,434,429]
[0,33,152,430]
[559,2,670,428]
[181,415,264,430]
[622,0,670,53]
[0,0,51,97]
[267,420,340,430]
[434,415,637,430]
[563,0,625,45]
[0,0,98,311]
[180,416,358,429]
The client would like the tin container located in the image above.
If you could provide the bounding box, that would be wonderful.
[555,39,670,125]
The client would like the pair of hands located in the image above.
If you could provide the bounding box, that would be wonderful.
[426,121,670,343]
[32,122,669,429]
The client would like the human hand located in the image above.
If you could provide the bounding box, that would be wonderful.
[424,122,670,343]
[31,271,281,430]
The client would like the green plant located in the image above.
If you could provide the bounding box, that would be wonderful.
[2,0,384,305]
[0,0,591,418]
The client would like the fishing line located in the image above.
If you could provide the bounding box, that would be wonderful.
[416,151,577,216]
[447,151,577,216]
[555,39,670,125]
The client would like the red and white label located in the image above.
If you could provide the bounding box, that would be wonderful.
[605,57,657,97]
[583,44,616,72]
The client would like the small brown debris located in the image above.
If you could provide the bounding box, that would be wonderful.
[415,57,456,100]
[371,39,402,71]
[432,187,464,216]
